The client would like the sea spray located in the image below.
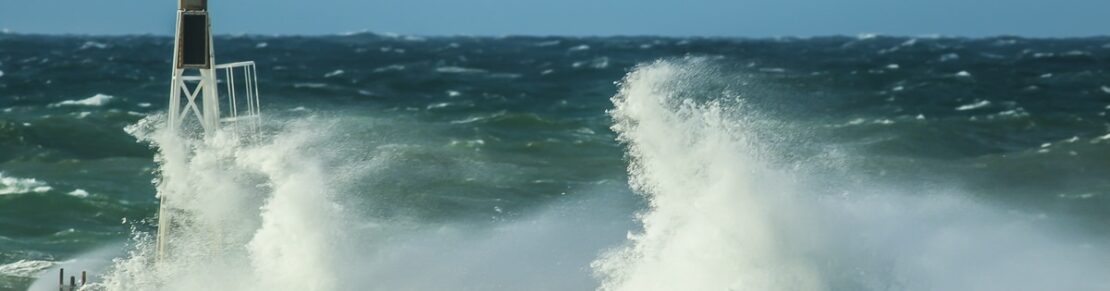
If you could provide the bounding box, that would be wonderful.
[98,116,349,291]
[592,59,1110,291]
[592,59,822,291]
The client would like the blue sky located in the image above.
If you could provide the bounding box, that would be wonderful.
[1,0,1108,37]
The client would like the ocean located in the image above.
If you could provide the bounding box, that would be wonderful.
[1,33,1109,290]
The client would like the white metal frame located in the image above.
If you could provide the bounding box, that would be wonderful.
[217,61,262,133]
[158,8,262,262]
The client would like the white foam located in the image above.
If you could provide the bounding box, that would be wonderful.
[426,102,451,110]
[372,64,406,73]
[293,83,328,89]
[255,42,269,49]
[535,40,561,47]
[101,117,351,291]
[956,100,991,111]
[573,57,611,69]
[0,260,54,277]
[436,66,486,74]
[0,173,52,195]
[323,70,345,78]
[939,53,960,62]
[955,70,973,78]
[51,93,114,107]
[592,60,1110,291]
[1100,86,1110,94]
[594,60,823,290]
[79,41,108,50]
[68,189,90,198]
[857,33,879,40]
[569,44,591,52]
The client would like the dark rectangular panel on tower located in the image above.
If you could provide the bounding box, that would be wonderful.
[180,0,207,11]
[178,13,209,68]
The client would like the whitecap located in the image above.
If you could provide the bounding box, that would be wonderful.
[856,33,879,40]
[426,102,452,110]
[0,173,52,195]
[568,44,590,52]
[293,83,328,89]
[956,100,990,111]
[0,260,54,277]
[994,108,1029,118]
[1063,50,1090,57]
[0,69,4,78]
[450,116,487,124]
[1100,86,1110,94]
[68,189,90,198]
[50,93,114,107]
[372,64,406,73]
[324,70,345,78]
[446,90,461,97]
[571,57,610,69]
[535,40,561,47]
[1033,52,1055,58]
[435,66,486,74]
[448,139,485,148]
[138,102,152,108]
[939,53,960,62]
[1057,193,1096,200]
[450,111,505,124]
[255,42,269,48]
[955,71,972,78]
[885,64,900,70]
[79,41,108,50]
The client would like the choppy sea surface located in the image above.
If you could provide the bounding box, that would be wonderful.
[1,33,1110,290]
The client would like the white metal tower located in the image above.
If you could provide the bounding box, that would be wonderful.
[157,0,262,261]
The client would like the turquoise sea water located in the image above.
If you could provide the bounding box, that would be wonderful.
[1,33,1110,290]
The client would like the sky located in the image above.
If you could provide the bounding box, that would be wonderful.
[1,0,1108,37]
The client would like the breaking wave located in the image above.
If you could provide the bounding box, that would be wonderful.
[96,116,352,291]
[592,59,1110,291]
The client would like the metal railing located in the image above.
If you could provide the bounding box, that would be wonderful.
[216,61,262,133]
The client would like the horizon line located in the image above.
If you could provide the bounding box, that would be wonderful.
[3,30,1110,40]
